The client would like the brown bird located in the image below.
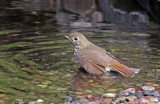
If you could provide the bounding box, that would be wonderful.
[66,32,140,77]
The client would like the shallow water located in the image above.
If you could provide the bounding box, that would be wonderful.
[0,28,160,103]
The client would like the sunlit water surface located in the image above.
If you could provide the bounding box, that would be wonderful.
[0,28,160,103]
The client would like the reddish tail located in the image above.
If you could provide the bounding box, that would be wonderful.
[110,59,136,76]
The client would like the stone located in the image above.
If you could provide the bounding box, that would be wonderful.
[115,96,128,103]
[28,101,36,104]
[15,99,24,104]
[65,96,73,102]
[86,95,93,99]
[150,90,160,97]
[102,93,117,98]
[143,90,152,96]
[79,98,89,104]
[126,88,136,94]
[35,99,44,104]
[88,101,99,104]
[119,90,129,96]
[146,96,159,103]
[142,86,155,91]
[138,97,150,103]
[127,95,137,101]
[101,98,112,104]
[134,92,144,98]
[71,100,79,104]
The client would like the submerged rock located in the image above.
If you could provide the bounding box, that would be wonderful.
[15,99,24,104]
[79,98,89,104]
[102,93,117,98]
[142,86,155,91]
[63,85,160,104]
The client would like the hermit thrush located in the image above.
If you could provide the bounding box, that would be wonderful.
[66,32,140,77]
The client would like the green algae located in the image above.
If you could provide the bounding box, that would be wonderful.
[0,29,21,35]
[0,42,33,51]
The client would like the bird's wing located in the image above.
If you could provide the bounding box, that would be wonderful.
[80,50,110,75]
[83,60,106,75]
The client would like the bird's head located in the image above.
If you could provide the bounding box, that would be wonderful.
[65,32,91,49]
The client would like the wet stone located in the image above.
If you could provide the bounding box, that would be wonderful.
[15,99,24,104]
[134,92,144,98]
[114,96,127,103]
[101,98,112,104]
[138,97,150,103]
[102,93,117,98]
[126,88,136,94]
[88,101,100,104]
[65,96,77,103]
[142,86,155,91]
[28,101,36,104]
[146,96,159,103]
[79,98,89,104]
[150,90,160,97]
[143,90,153,96]
[119,90,129,96]
[127,95,137,101]
[35,99,44,104]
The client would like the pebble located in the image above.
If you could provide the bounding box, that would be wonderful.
[88,101,99,104]
[150,90,160,97]
[15,99,24,104]
[79,98,89,104]
[17,85,160,104]
[146,96,159,103]
[134,92,144,98]
[119,88,136,96]
[142,86,155,91]
[28,101,36,104]
[35,99,44,104]
[102,93,117,98]
[101,98,112,104]
[127,95,137,101]
[143,90,153,96]
[138,97,150,103]
[119,90,129,96]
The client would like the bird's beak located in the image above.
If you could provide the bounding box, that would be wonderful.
[65,35,69,39]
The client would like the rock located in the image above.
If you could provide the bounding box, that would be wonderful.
[65,96,73,102]
[143,90,152,96]
[71,100,79,104]
[119,90,129,96]
[150,90,160,97]
[86,95,93,99]
[126,88,136,94]
[88,101,99,104]
[28,101,36,104]
[102,93,117,98]
[114,96,127,103]
[142,86,155,91]
[79,98,89,104]
[119,88,136,96]
[35,99,44,104]
[146,96,159,103]
[127,95,137,101]
[138,97,150,103]
[101,98,112,104]
[15,99,24,104]
[134,92,144,98]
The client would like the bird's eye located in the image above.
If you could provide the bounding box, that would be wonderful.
[73,37,79,41]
